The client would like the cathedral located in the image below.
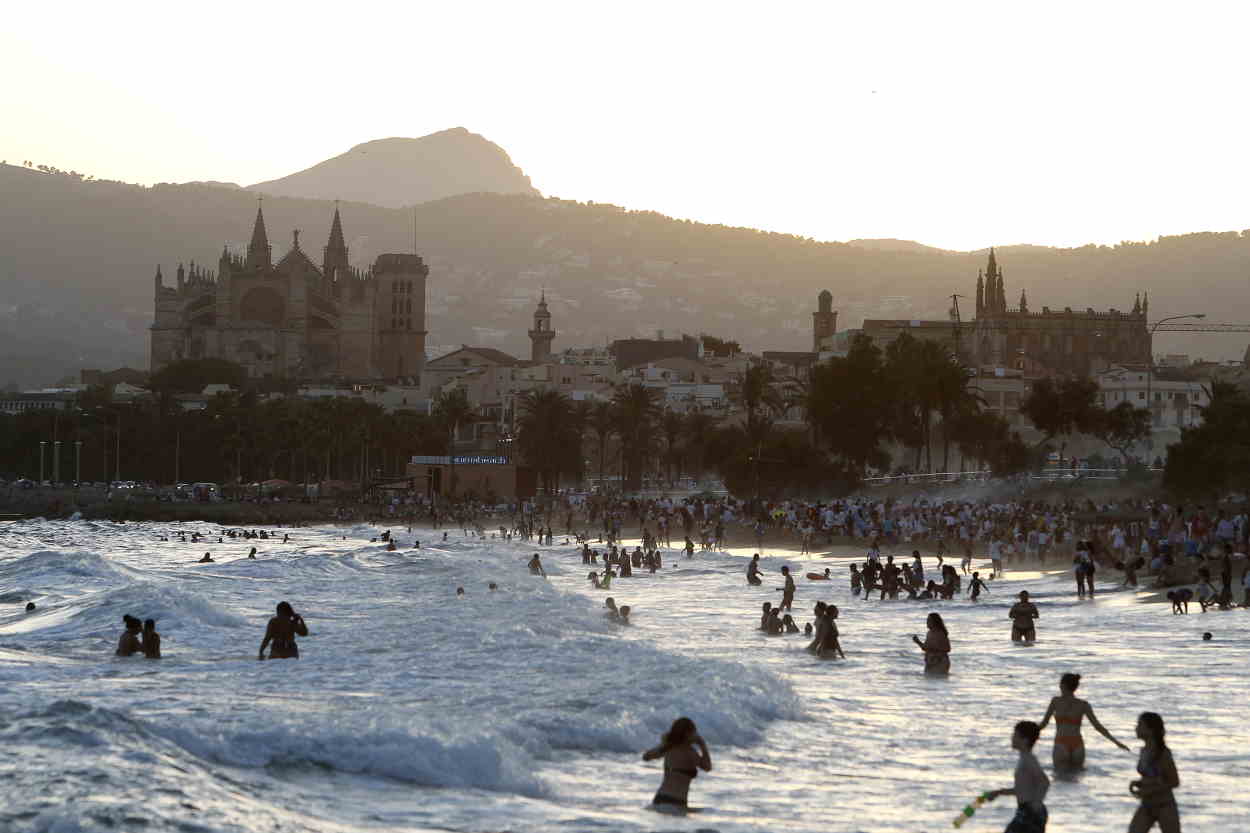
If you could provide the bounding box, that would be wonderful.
[967,249,1150,376]
[150,205,427,381]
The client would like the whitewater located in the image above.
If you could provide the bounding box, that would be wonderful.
[0,519,1245,833]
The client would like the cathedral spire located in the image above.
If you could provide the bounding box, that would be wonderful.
[976,270,984,317]
[1019,288,1028,314]
[323,203,349,276]
[245,201,271,270]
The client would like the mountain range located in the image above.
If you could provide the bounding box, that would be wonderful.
[2,127,1249,388]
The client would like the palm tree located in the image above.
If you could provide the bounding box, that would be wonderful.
[611,384,662,492]
[432,387,474,496]
[660,409,685,485]
[515,388,579,493]
[588,400,615,491]
[738,364,786,438]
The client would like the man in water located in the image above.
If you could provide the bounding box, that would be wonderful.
[142,619,161,658]
[779,566,796,611]
[528,554,547,577]
[259,601,308,660]
[986,721,1049,833]
[1009,591,1039,643]
[969,572,990,601]
[198,552,214,563]
[116,615,143,656]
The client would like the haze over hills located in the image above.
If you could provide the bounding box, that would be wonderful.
[1,135,1249,388]
[244,128,539,208]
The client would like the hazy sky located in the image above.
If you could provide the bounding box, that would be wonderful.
[5,2,1250,251]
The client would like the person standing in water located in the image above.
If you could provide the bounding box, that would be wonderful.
[142,619,161,658]
[985,721,1050,833]
[116,615,143,657]
[912,612,950,675]
[778,566,796,611]
[1009,591,1040,643]
[747,553,763,586]
[642,716,712,810]
[1128,712,1181,833]
[1037,673,1130,771]
[259,601,308,660]
[528,553,547,577]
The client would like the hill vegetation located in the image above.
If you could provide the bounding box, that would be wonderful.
[2,152,1249,387]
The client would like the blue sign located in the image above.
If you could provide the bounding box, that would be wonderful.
[452,455,510,465]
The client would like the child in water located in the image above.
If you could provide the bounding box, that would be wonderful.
[969,572,990,601]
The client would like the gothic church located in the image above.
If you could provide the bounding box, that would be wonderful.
[150,206,427,381]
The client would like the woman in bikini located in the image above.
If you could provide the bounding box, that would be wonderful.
[642,716,712,810]
[1037,672,1130,770]
[911,612,950,675]
[1128,712,1181,833]
[259,601,308,660]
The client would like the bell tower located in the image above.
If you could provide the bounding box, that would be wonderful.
[812,289,837,351]
[529,290,555,363]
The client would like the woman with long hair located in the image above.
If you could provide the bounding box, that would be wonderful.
[1037,673,1130,771]
[1128,712,1181,833]
[912,612,950,675]
[642,717,712,810]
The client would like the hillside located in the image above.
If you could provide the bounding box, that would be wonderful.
[1,161,1249,387]
[245,128,538,207]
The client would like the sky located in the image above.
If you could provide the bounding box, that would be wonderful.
[5,1,1250,252]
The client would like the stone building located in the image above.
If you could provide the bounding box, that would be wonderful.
[812,289,837,351]
[968,249,1149,376]
[150,205,428,381]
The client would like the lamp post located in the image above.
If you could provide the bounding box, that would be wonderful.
[39,441,47,484]
[53,441,62,485]
[1146,313,1206,451]
[75,440,83,486]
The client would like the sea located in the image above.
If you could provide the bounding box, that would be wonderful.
[0,518,1245,833]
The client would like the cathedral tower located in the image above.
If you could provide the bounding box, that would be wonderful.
[322,204,349,278]
[812,289,837,351]
[244,203,272,271]
[529,290,555,363]
[372,254,429,381]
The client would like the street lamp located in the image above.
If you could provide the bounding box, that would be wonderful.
[1146,313,1206,451]
[39,441,47,484]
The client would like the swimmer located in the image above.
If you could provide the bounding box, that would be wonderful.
[456,587,465,597]
[1128,712,1181,833]
[1009,591,1039,643]
[782,613,799,633]
[198,552,214,563]
[985,721,1049,833]
[259,601,308,660]
[116,614,143,657]
[142,618,161,658]
[25,602,35,612]
[1037,672,1130,771]
[619,605,631,624]
[642,717,712,810]
[528,553,547,577]
[605,597,620,619]
[248,547,257,559]
[489,582,498,591]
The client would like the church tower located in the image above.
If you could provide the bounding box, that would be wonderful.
[812,289,837,351]
[529,290,555,363]
[244,203,272,271]
[371,253,429,381]
[322,204,349,278]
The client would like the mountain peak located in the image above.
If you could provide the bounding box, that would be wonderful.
[247,128,538,208]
